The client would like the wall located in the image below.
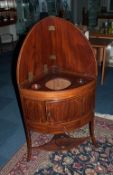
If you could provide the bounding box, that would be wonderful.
[16,0,40,35]
[88,0,100,27]
[71,0,101,27]
[71,0,88,24]
[16,0,73,35]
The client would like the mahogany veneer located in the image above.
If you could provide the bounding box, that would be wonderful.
[16,16,97,161]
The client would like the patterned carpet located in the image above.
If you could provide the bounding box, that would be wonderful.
[0,116,113,175]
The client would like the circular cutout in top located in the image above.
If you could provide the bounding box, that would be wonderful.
[45,78,71,90]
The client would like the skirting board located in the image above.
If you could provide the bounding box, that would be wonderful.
[95,112,113,120]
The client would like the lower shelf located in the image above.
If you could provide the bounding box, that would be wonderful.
[32,134,90,151]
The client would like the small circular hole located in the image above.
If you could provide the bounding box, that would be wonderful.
[31,83,41,90]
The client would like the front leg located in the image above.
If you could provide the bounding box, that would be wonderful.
[89,118,98,147]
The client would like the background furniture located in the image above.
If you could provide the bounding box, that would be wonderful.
[17,16,97,160]
[0,0,17,27]
[89,38,113,85]
[0,33,14,53]
[0,0,17,51]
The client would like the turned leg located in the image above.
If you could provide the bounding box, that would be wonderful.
[89,119,97,147]
[25,127,32,161]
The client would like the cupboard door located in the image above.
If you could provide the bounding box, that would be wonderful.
[46,97,82,123]
[46,91,95,123]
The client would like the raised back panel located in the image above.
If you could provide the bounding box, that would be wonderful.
[17,16,97,85]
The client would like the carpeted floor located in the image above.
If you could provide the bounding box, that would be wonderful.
[96,67,113,114]
[0,116,113,175]
[0,50,113,169]
[0,51,26,168]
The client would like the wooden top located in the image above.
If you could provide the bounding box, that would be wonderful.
[89,37,113,47]
[97,14,113,19]
[20,69,95,101]
[17,16,97,85]
[0,19,17,27]
[90,31,113,39]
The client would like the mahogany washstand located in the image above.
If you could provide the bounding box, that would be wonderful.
[16,17,97,160]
